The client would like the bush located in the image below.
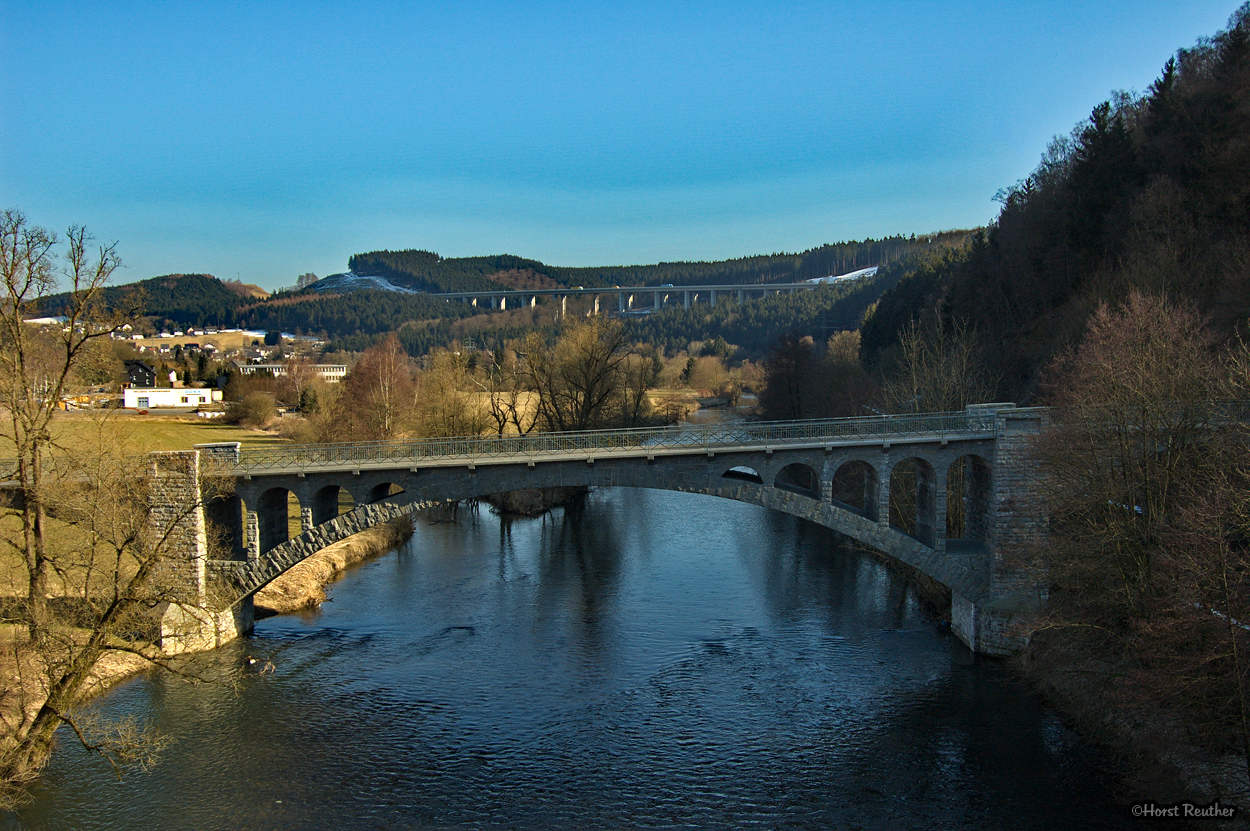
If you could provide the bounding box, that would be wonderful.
[234,392,277,427]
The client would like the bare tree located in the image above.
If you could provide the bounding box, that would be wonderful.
[1029,291,1250,798]
[0,212,222,802]
[617,350,661,427]
[412,349,485,438]
[880,319,996,413]
[1041,293,1222,609]
[283,356,317,409]
[0,422,223,803]
[335,334,415,440]
[0,211,128,635]
[473,348,540,437]
[521,319,636,432]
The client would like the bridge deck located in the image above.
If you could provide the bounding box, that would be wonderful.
[431,282,822,300]
[206,410,998,476]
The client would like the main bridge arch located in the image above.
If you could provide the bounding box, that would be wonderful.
[222,443,996,614]
[170,405,1047,655]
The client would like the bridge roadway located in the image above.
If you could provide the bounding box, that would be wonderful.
[163,404,1045,656]
[214,409,998,476]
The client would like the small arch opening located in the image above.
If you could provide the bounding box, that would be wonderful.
[773,463,820,498]
[947,454,991,545]
[258,487,301,555]
[831,460,878,520]
[722,466,763,484]
[205,494,245,559]
[369,482,406,504]
[889,457,937,546]
[312,484,356,526]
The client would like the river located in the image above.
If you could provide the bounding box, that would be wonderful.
[4,488,1140,830]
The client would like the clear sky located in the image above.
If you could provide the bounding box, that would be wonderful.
[0,1,1241,290]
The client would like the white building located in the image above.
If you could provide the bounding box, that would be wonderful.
[315,364,347,382]
[123,388,223,409]
[233,362,347,382]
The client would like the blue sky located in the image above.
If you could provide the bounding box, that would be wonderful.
[0,1,1240,290]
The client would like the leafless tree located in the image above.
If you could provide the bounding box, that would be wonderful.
[473,348,540,437]
[0,212,225,803]
[283,356,318,409]
[411,349,485,438]
[335,334,415,440]
[520,319,638,432]
[0,211,129,635]
[880,319,997,414]
[0,424,225,804]
[1028,291,1250,799]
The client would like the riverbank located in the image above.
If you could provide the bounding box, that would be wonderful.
[254,514,416,617]
[1023,646,1250,823]
[2,511,417,789]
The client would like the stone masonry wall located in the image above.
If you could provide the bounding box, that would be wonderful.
[147,450,207,605]
[989,409,1049,597]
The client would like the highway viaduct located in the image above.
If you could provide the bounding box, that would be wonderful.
[432,282,823,315]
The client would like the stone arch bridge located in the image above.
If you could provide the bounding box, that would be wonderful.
[160,404,1047,655]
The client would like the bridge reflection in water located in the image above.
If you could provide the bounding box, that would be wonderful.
[160,404,1047,656]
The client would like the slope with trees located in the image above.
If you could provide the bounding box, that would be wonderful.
[861,4,1250,400]
[1029,293,1250,801]
[347,232,972,294]
[41,273,254,330]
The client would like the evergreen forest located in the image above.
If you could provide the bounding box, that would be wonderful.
[861,5,1250,400]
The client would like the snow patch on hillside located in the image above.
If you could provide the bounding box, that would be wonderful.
[805,266,878,285]
[309,273,423,294]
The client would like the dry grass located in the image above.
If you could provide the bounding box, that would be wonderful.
[130,330,258,352]
[31,412,286,454]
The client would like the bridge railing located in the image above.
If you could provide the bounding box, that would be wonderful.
[222,409,998,474]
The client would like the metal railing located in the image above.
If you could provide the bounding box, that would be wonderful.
[218,409,1000,475]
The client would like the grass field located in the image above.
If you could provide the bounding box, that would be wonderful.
[3,412,287,456]
[1,413,288,595]
[130,330,258,351]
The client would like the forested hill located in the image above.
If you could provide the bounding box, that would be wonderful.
[320,268,898,358]
[346,231,972,294]
[37,231,969,353]
[861,5,1250,401]
[40,273,260,328]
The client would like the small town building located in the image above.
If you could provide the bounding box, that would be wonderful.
[123,388,224,409]
[124,360,157,388]
[233,362,347,382]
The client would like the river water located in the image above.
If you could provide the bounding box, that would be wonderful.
[5,489,1140,830]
